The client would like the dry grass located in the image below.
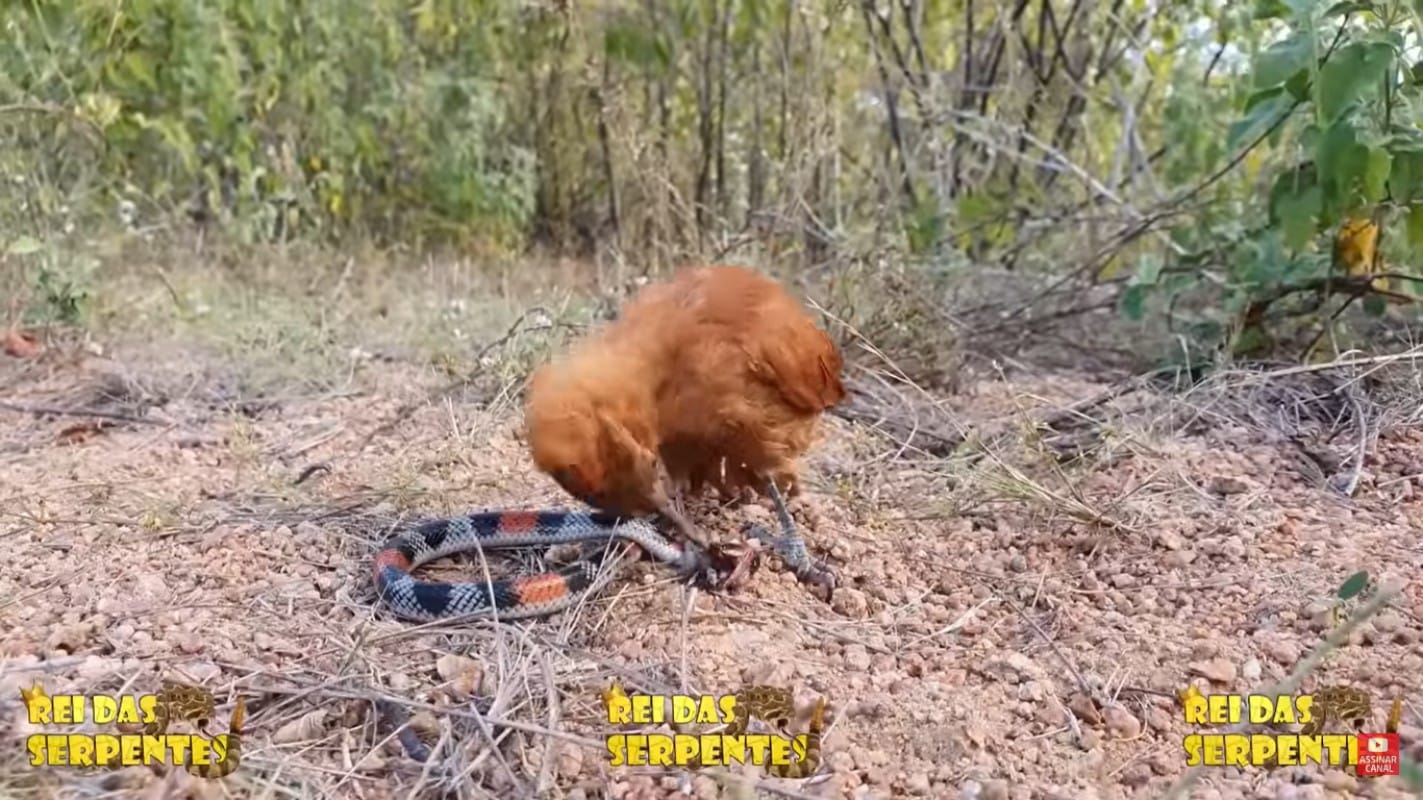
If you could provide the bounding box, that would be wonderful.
[1,246,1421,799]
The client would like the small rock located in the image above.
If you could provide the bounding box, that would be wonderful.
[184,662,221,682]
[988,652,1040,683]
[1164,550,1197,568]
[557,744,583,780]
[843,644,872,671]
[1209,475,1251,495]
[1189,658,1237,685]
[905,772,932,795]
[1373,613,1402,632]
[1067,694,1103,725]
[1117,762,1151,787]
[982,779,1009,800]
[76,655,119,682]
[434,654,484,699]
[862,765,889,786]
[959,780,983,800]
[1264,640,1300,666]
[1077,729,1101,751]
[1221,537,1247,559]
[1319,771,1356,792]
[1242,658,1262,682]
[1145,706,1173,732]
[45,624,90,653]
[1155,530,1184,550]
[1102,705,1142,739]
[832,588,870,618]
[1036,702,1064,726]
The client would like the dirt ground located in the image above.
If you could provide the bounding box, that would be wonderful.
[2,325,1421,800]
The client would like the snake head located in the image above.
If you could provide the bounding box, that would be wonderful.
[697,541,762,591]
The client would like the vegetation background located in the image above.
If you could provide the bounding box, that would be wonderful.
[4,0,1423,372]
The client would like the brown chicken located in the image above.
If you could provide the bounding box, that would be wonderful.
[620,264,846,591]
[523,264,845,593]
[522,318,703,547]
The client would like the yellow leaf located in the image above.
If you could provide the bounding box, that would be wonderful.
[1244,150,1264,183]
[78,92,122,129]
[1332,216,1380,279]
[1387,696,1402,733]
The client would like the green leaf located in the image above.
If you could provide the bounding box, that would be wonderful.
[1285,69,1313,101]
[6,236,43,256]
[1387,147,1423,203]
[1324,0,1375,14]
[1254,31,1316,88]
[1405,204,1423,250]
[1254,0,1293,17]
[1363,294,1388,316]
[604,22,671,69]
[1120,284,1148,321]
[1337,569,1369,600]
[1269,164,1318,216]
[1278,185,1323,248]
[1316,118,1371,215]
[1363,146,1392,202]
[1317,41,1396,122]
[1287,0,1326,14]
[1227,89,1294,153]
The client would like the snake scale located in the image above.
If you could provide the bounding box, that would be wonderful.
[372,510,717,621]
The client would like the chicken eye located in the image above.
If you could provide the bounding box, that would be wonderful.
[552,468,584,494]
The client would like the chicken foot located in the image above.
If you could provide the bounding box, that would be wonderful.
[746,479,838,600]
[656,485,761,592]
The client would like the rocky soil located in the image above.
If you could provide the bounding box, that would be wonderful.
[1,347,1420,800]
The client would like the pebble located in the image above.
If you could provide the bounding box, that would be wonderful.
[833,588,870,618]
[1265,640,1301,665]
[1117,762,1151,787]
[1067,694,1102,725]
[1102,705,1142,739]
[1209,475,1251,494]
[905,772,932,795]
[1164,550,1197,568]
[1319,771,1356,792]
[843,644,872,671]
[1190,658,1237,684]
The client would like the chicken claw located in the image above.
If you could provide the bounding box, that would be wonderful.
[750,480,838,602]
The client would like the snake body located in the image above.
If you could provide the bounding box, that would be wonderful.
[373,510,709,621]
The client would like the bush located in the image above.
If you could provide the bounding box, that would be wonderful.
[0,0,537,248]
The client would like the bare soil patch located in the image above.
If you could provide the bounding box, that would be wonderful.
[1,337,1420,800]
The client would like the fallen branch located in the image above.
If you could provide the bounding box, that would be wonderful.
[0,400,169,426]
